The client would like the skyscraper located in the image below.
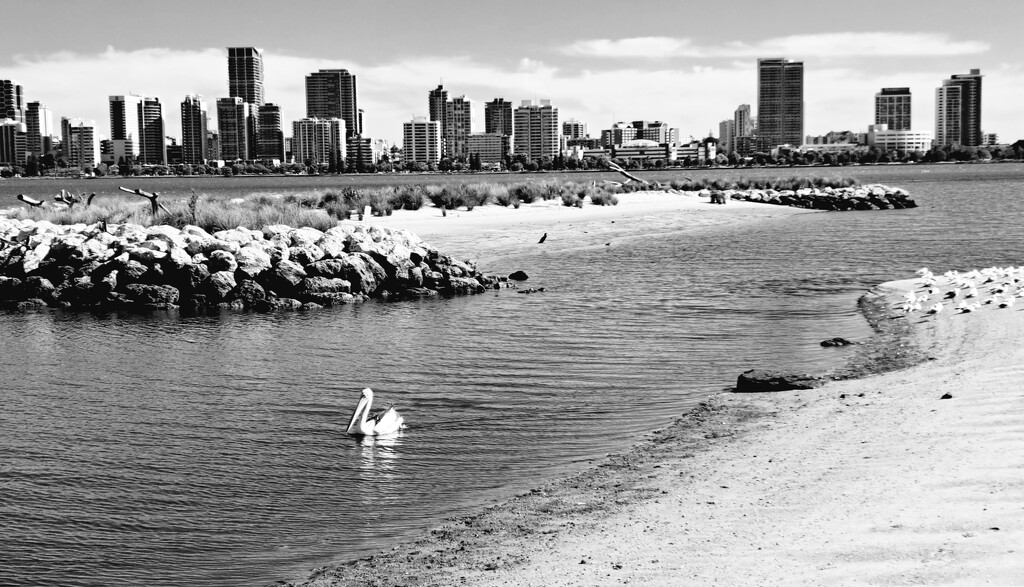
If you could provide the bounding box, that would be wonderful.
[181,94,208,165]
[258,103,285,161]
[445,96,472,159]
[227,47,265,106]
[513,100,559,160]
[0,119,26,166]
[137,96,166,164]
[217,97,251,161]
[719,119,735,156]
[428,84,449,154]
[0,79,24,122]
[24,101,54,157]
[875,88,912,131]
[109,94,142,162]
[935,69,983,147]
[757,58,804,149]
[305,69,359,138]
[562,118,587,140]
[484,98,514,137]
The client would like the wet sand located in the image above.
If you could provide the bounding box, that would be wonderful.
[292,196,1024,586]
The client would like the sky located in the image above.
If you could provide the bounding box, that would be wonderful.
[2,0,1022,146]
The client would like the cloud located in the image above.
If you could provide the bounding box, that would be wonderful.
[562,32,991,59]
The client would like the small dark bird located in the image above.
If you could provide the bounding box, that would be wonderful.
[605,242,611,246]
[538,232,547,244]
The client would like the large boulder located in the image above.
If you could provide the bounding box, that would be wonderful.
[207,249,238,273]
[235,246,272,278]
[289,244,325,266]
[299,276,351,295]
[202,271,237,301]
[124,284,180,306]
[264,259,307,295]
[235,280,267,307]
[735,369,825,393]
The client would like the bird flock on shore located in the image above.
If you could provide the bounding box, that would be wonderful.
[903,266,1024,316]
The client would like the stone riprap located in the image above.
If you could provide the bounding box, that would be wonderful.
[0,219,502,312]
[690,184,916,211]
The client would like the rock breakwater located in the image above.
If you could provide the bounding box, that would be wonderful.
[0,218,502,312]
[696,184,916,211]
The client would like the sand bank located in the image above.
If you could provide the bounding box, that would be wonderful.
[295,199,1024,586]
[355,190,806,264]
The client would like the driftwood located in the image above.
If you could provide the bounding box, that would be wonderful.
[54,190,83,209]
[87,193,97,206]
[119,186,170,214]
[16,194,44,207]
[606,161,649,186]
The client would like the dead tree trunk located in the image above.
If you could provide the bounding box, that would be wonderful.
[119,186,170,215]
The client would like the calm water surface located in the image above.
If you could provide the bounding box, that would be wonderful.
[1,164,1022,585]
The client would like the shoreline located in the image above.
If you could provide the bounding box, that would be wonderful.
[287,198,1024,585]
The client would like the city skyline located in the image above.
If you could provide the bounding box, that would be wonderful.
[1,1,1022,146]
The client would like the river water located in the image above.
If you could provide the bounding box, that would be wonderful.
[1,164,1021,585]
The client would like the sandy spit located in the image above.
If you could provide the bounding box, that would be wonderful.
[290,195,1023,586]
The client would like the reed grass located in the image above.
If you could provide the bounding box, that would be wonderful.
[8,176,860,230]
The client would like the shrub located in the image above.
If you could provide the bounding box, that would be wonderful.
[590,193,619,206]
[561,192,581,207]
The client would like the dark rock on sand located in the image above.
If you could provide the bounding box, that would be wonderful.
[735,369,825,393]
[820,337,856,347]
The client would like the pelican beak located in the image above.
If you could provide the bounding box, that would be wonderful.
[346,395,369,435]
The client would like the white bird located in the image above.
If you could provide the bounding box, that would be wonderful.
[346,388,405,436]
[927,302,944,314]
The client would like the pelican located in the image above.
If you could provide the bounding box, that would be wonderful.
[346,388,404,436]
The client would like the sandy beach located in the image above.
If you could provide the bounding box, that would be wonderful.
[295,194,1023,586]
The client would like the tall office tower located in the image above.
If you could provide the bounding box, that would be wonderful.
[137,96,167,164]
[181,94,208,165]
[875,88,912,131]
[227,47,265,106]
[257,103,285,161]
[60,117,97,168]
[291,117,346,165]
[562,118,587,140]
[24,101,54,157]
[935,69,983,147]
[0,79,24,122]
[305,69,359,138]
[109,94,143,162]
[217,97,252,161]
[428,84,449,152]
[757,58,804,148]
[0,119,27,165]
[403,116,441,164]
[484,98,514,136]
[445,96,472,158]
[719,119,735,155]
[513,100,560,160]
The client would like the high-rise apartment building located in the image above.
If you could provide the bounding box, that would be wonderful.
[137,96,166,164]
[733,104,755,155]
[875,88,912,131]
[258,103,285,161]
[562,119,587,140]
[291,117,346,166]
[484,98,514,137]
[935,69,983,147]
[403,117,441,164]
[513,100,559,160]
[60,117,97,169]
[428,84,449,153]
[24,101,54,157]
[445,96,472,159]
[217,97,251,161]
[227,47,265,106]
[0,119,27,166]
[305,69,359,138]
[719,119,735,155]
[757,58,804,149]
[0,80,24,122]
[632,120,671,144]
[109,94,141,162]
[181,94,208,165]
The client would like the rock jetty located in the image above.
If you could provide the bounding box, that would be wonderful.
[0,218,503,312]
[695,184,916,211]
